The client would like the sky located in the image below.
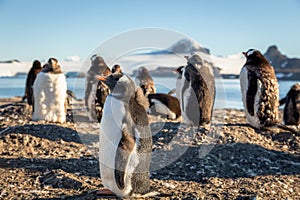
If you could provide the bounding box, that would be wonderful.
[0,0,300,62]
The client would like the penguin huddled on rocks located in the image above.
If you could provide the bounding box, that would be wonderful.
[98,73,153,198]
[23,60,42,108]
[240,49,279,129]
[135,66,156,95]
[32,58,67,123]
[85,55,111,121]
[280,83,300,126]
[147,93,181,120]
[178,54,215,126]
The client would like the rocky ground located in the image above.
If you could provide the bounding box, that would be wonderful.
[0,97,299,199]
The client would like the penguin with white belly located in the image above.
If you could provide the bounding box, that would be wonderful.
[240,49,279,129]
[98,73,153,198]
[280,83,300,126]
[85,54,111,121]
[179,54,215,126]
[174,66,184,100]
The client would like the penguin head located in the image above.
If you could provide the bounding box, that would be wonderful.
[175,66,184,76]
[42,58,62,74]
[89,55,111,76]
[32,60,42,70]
[90,55,107,67]
[112,64,123,74]
[291,83,300,91]
[137,66,151,78]
[243,49,269,66]
[100,74,135,101]
[187,54,204,67]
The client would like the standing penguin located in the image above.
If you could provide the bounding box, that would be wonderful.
[85,55,111,121]
[32,58,67,123]
[135,66,156,95]
[240,49,279,129]
[23,60,42,108]
[95,80,110,123]
[280,83,300,126]
[179,54,215,126]
[174,66,184,100]
[95,65,124,122]
[99,73,153,197]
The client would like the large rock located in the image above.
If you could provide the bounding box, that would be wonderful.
[264,45,300,79]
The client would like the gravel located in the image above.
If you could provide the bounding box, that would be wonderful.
[0,97,299,199]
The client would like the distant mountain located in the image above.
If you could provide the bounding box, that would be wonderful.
[168,38,210,54]
[0,59,20,64]
[131,66,177,77]
[264,45,300,80]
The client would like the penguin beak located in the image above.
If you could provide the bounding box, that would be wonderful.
[242,52,247,57]
[97,76,106,81]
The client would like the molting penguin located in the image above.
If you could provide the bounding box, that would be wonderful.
[99,73,153,198]
[147,93,181,120]
[32,58,67,123]
[135,66,156,95]
[85,55,112,121]
[23,60,42,108]
[95,79,111,123]
[179,54,215,126]
[95,65,124,122]
[279,83,300,126]
[240,49,279,129]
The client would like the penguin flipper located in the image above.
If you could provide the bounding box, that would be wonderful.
[114,125,136,191]
[246,71,258,116]
[279,97,287,106]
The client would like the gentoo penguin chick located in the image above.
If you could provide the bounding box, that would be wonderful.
[32,58,67,123]
[85,54,112,121]
[147,93,181,120]
[279,83,300,126]
[23,60,42,107]
[112,64,123,74]
[99,74,153,197]
[240,49,279,129]
[179,54,215,126]
[135,66,156,95]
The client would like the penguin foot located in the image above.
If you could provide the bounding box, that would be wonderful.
[96,188,116,196]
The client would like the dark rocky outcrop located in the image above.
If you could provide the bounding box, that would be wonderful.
[264,45,300,80]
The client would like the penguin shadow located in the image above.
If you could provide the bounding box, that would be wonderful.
[150,142,300,182]
[256,126,299,146]
[66,108,91,123]
[0,124,82,143]
[221,123,253,128]
[150,121,181,144]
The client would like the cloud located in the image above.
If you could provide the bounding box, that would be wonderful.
[65,56,81,62]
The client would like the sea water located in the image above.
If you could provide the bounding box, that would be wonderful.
[0,76,298,109]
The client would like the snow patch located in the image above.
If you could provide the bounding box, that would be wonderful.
[281,61,288,68]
